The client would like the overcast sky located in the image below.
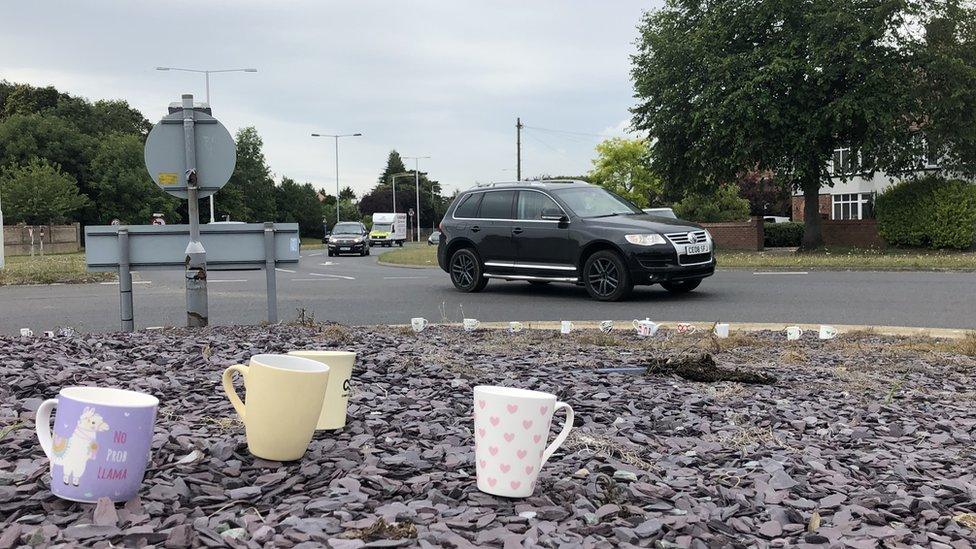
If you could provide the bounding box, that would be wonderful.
[1,1,658,197]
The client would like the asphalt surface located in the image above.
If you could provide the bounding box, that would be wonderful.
[2,247,974,334]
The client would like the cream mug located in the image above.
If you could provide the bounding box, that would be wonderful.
[560,321,573,335]
[508,321,524,333]
[411,317,429,333]
[473,386,574,498]
[288,350,356,430]
[819,325,838,339]
[463,318,480,332]
[785,326,804,340]
[222,354,330,461]
[714,323,730,338]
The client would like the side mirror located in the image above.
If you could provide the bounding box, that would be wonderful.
[541,208,567,222]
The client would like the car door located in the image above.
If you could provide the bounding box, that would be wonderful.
[513,190,576,278]
[472,190,518,274]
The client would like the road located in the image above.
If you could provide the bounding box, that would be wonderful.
[1,248,974,334]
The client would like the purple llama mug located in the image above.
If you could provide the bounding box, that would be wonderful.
[35,387,158,502]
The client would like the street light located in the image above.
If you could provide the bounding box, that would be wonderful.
[403,156,430,242]
[389,173,414,213]
[155,66,257,223]
[311,133,363,225]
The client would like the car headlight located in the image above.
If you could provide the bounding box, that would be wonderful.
[625,234,667,246]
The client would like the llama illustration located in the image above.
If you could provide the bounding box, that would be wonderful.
[51,407,109,486]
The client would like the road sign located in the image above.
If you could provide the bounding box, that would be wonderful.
[144,109,236,199]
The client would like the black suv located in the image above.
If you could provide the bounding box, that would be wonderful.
[327,222,370,257]
[437,181,715,301]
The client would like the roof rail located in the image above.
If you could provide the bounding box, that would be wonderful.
[472,179,585,188]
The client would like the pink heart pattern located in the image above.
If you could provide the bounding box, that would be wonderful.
[475,395,557,497]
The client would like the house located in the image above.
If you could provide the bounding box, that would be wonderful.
[792,142,945,221]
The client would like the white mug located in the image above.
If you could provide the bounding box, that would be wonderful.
[713,323,730,339]
[560,321,573,335]
[819,325,838,340]
[599,321,614,334]
[785,326,804,340]
[508,321,524,334]
[676,323,698,334]
[411,317,429,333]
[463,318,480,332]
[632,318,659,337]
[20,328,33,337]
[473,386,574,498]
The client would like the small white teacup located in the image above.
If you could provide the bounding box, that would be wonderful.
[599,320,614,334]
[560,321,573,335]
[411,317,429,333]
[508,321,524,334]
[785,326,804,340]
[463,318,480,332]
[19,328,33,337]
[819,325,838,340]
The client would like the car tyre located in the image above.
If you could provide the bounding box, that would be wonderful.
[398,241,404,247]
[449,248,488,293]
[583,250,633,301]
[327,250,334,257]
[660,279,702,294]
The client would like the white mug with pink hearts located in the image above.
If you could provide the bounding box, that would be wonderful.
[473,386,574,498]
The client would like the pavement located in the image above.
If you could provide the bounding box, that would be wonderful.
[2,247,975,334]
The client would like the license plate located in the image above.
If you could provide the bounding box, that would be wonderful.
[340,247,350,251]
[685,244,709,255]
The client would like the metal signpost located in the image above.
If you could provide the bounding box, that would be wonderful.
[85,223,300,331]
[144,94,236,327]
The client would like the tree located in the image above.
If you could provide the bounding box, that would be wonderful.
[276,177,326,238]
[88,133,181,224]
[0,158,89,225]
[0,113,93,193]
[219,127,276,222]
[631,0,941,248]
[672,184,751,223]
[377,150,407,186]
[587,138,661,207]
[323,200,361,229]
[736,170,791,217]
[338,186,357,201]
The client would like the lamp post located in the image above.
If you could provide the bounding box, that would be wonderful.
[403,156,430,242]
[390,173,413,213]
[155,66,257,223]
[311,133,363,225]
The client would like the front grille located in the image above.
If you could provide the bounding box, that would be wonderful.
[680,252,712,265]
[665,230,708,245]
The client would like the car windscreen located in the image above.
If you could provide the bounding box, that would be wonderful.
[333,224,361,234]
[553,187,643,218]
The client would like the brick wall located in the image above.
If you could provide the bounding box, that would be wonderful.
[700,217,764,251]
[791,194,831,221]
[2,223,82,256]
[821,220,884,248]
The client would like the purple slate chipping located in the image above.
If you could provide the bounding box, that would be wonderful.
[0,324,974,547]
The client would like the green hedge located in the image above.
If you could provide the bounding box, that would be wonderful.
[673,184,751,222]
[764,222,803,247]
[875,176,976,249]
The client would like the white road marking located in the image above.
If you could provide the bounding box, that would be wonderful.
[310,272,355,280]
[306,252,323,257]
[275,268,296,273]
[291,278,335,282]
[754,271,809,275]
[383,276,428,280]
[319,261,336,266]
[209,279,248,283]
[100,281,152,285]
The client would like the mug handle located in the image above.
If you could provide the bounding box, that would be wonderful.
[35,398,59,461]
[221,364,248,420]
[632,319,639,329]
[798,328,804,336]
[541,401,574,466]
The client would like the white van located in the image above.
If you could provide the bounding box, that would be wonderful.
[369,212,407,247]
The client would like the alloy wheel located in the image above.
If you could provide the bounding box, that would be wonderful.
[587,257,619,297]
[452,253,476,288]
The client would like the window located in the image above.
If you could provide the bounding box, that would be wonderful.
[552,187,643,218]
[832,193,874,220]
[516,191,561,220]
[832,147,858,175]
[454,193,482,218]
[477,191,515,219]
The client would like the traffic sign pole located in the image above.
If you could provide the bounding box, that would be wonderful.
[181,94,209,327]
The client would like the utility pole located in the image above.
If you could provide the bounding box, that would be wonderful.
[516,117,523,181]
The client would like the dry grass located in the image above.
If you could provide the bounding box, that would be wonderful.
[705,425,785,450]
[317,323,354,344]
[573,332,624,347]
[780,348,808,364]
[564,431,655,471]
[0,252,115,286]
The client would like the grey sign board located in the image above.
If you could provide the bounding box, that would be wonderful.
[144,110,236,199]
[85,223,299,271]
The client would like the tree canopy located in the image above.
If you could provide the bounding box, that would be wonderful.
[0,158,89,225]
[631,0,976,248]
[587,138,661,208]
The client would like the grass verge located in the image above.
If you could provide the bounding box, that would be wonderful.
[379,243,976,271]
[300,237,325,250]
[0,252,115,286]
[378,243,439,267]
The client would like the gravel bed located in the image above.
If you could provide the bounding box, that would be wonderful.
[1,324,975,548]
